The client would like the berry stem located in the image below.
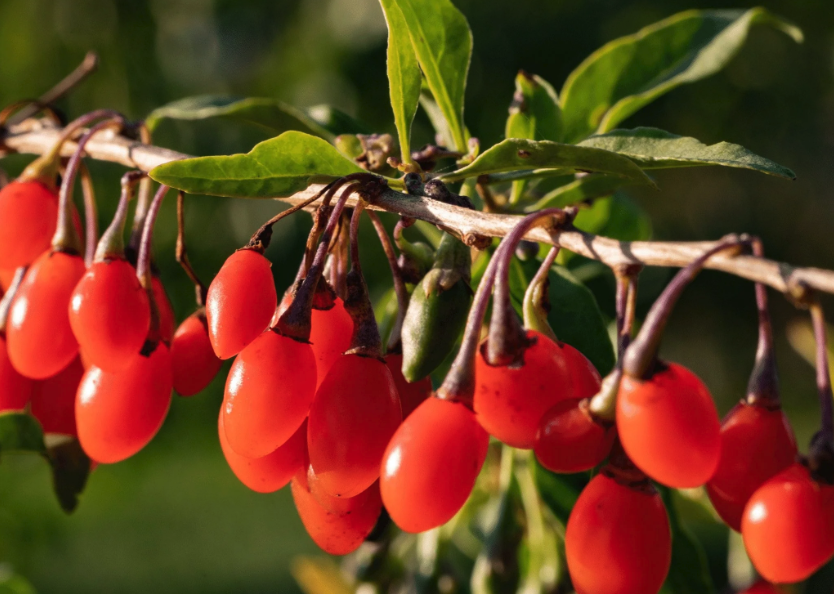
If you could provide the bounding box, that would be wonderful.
[486,208,571,367]
[0,267,26,335]
[94,171,145,263]
[622,235,748,380]
[52,117,125,254]
[614,265,641,360]
[521,245,560,343]
[367,211,409,353]
[344,200,384,359]
[136,184,171,290]
[747,238,780,406]
[0,99,62,127]
[325,213,350,300]
[175,191,207,306]
[78,161,98,266]
[810,300,833,443]
[128,124,154,259]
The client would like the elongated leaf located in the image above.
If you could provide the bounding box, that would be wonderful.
[380,0,422,163]
[528,174,634,210]
[145,95,335,140]
[659,487,715,594]
[396,0,472,151]
[150,131,364,198]
[305,104,371,136]
[441,138,654,187]
[573,193,652,241]
[561,8,802,142]
[0,411,46,454]
[580,128,795,179]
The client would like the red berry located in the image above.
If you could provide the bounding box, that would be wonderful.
[152,276,176,345]
[306,462,375,515]
[742,463,834,583]
[381,397,489,533]
[30,356,83,435]
[206,250,277,359]
[535,398,615,473]
[222,330,316,458]
[566,472,671,594]
[386,353,431,418]
[0,334,33,411]
[7,251,86,379]
[617,362,721,488]
[561,342,602,398]
[310,298,353,389]
[474,330,575,449]
[172,310,222,396]
[218,412,305,493]
[308,354,401,498]
[76,343,173,463]
[0,268,17,292]
[0,181,58,269]
[739,582,784,594]
[69,259,150,372]
[706,402,796,531]
[291,472,382,555]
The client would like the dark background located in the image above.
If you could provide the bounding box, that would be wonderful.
[0,0,832,592]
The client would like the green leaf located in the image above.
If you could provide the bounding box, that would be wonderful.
[48,437,91,514]
[149,131,364,199]
[145,95,336,140]
[304,105,371,136]
[528,174,634,211]
[0,411,46,455]
[659,487,715,594]
[560,8,803,142]
[442,138,654,188]
[573,193,652,241]
[396,0,473,152]
[532,458,586,526]
[580,127,795,179]
[380,0,422,163]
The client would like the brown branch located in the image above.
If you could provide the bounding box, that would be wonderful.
[3,120,834,295]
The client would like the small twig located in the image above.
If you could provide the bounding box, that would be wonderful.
[367,211,409,352]
[176,191,207,306]
[78,161,97,266]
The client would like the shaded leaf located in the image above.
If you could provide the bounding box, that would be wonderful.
[573,193,652,241]
[659,486,715,594]
[380,0,422,163]
[396,0,473,151]
[560,8,802,142]
[532,458,586,526]
[305,104,371,136]
[0,411,46,455]
[150,131,364,199]
[580,128,795,179]
[47,437,91,514]
[528,174,635,210]
[441,138,654,186]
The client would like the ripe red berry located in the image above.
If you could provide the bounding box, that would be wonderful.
[222,330,316,458]
[474,330,575,449]
[152,276,176,345]
[0,334,33,411]
[69,259,150,372]
[617,362,721,488]
[566,472,671,594]
[562,342,602,398]
[0,268,17,292]
[381,397,489,533]
[310,298,353,389]
[30,356,83,436]
[206,250,277,359]
[306,462,374,515]
[291,472,382,555]
[76,343,173,463]
[307,354,401,498]
[535,398,616,473]
[706,402,796,531]
[742,463,834,583]
[0,181,59,269]
[218,412,305,493]
[172,310,222,396]
[7,250,86,379]
[386,353,431,418]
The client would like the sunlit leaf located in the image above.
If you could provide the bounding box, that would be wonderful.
[528,174,635,210]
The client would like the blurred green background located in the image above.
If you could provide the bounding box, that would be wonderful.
[1,0,833,592]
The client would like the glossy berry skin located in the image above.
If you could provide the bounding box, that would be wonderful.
[307,462,374,515]
[474,330,575,449]
[69,259,150,372]
[561,342,602,398]
[742,463,834,584]
[566,472,671,594]
[218,412,305,493]
[617,362,721,488]
[152,276,176,345]
[7,251,86,379]
[386,353,432,418]
[76,343,173,464]
[291,472,382,556]
[535,398,616,473]
[206,250,277,360]
[310,299,353,389]
[739,582,783,594]
[172,311,222,396]
[381,397,490,533]
[0,334,33,411]
[0,181,59,269]
[308,354,401,498]
[706,402,796,531]
[30,356,83,436]
[223,330,316,458]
